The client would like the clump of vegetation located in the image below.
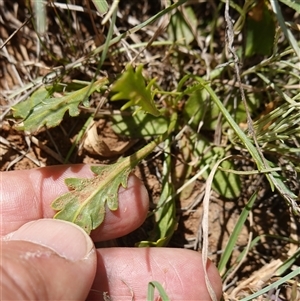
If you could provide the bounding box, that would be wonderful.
[1,0,299,300]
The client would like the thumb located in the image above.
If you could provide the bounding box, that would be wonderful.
[1,219,96,301]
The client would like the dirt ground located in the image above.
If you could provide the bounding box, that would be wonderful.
[1,1,299,299]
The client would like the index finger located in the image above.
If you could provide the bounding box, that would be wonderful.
[0,165,149,240]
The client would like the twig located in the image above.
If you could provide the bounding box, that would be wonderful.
[30,136,65,163]
[0,136,44,168]
[0,17,32,50]
[224,0,267,168]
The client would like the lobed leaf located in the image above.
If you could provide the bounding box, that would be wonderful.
[111,65,161,116]
[12,78,108,133]
[51,113,178,234]
[51,162,131,234]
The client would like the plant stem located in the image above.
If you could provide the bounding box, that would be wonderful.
[118,112,178,170]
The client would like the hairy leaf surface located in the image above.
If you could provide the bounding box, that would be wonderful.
[51,113,177,234]
[51,162,131,234]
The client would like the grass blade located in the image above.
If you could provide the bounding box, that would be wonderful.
[278,0,300,13]
[91,0,108,14]
[218,191,257,275]
[147,281,170,301]
[270,0,300,59]
[196,77,299,213]
[240,267,300,301]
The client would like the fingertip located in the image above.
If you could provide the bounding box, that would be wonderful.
[91,248,222,301]
[2,165,149,240]
[91,174,149,241]
[2,219,97,300]
[6,219,95,261]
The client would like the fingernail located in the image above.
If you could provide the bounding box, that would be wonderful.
[6,219,94,261]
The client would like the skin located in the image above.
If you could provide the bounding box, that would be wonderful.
[0,164,222,300]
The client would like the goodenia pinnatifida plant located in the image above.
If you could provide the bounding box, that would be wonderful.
[50,65,177,234]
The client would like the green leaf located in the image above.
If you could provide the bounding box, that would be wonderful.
[279,0,300,13]
[183,87,259,131]
[245,2,275,57]
[203,147,241,199]
[192,135,241,199]
[168,6,197,45]
[51,113,178,234]
[12,78,108,133]
[136,139,177,247]
[270,0,300,59]
[218,192,257,276]
[111,65,161,116]
[12,86,51,119]
[51,162,132,234]
[183,88,217,130]
[212,159,242,199]
[112,110,169,138]
[92,0,108,14]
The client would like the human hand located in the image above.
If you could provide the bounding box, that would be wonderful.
[1,165,222,300]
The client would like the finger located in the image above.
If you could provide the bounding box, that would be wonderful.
[1,165,149,240]
[88,248,223,301]
[1,219,96,301]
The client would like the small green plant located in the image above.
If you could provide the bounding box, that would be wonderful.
[48,65,177,235]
